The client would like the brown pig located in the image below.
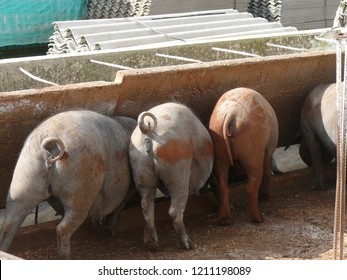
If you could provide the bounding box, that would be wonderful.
[209,87,278,224]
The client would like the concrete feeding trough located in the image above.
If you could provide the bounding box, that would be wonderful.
[0,28,333,93]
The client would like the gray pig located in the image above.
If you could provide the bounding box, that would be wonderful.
[300,83,337,188]
[129,102,214,250]
[0,110,136,259]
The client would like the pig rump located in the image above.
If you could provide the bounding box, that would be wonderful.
[0,111,136,259]
[129,103,214,250]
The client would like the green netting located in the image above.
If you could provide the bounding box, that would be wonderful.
[0,0,88,47]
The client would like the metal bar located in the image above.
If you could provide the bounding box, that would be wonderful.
[266,42,309,52]
[211,47,261,57]
[89,59,134,70]
[155,53,202,63]
[19,67,59,86]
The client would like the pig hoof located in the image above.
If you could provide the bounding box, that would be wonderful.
[259,193,270,201]
[101,217,116,237]
[146,240,160,251]
[258,191,270,201]
[219,217,233,226]
[179,238,196,250]
[311,184,327,190]
[102,223,113,237]
[250,215,264,223]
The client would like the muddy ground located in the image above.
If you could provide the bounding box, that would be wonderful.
[6,164,347,260]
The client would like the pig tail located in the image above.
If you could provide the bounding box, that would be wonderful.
[41,137,65,166]
[138,112,157,134]
[222,112,234,166]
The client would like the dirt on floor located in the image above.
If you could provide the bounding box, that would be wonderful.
[8,173,347,260]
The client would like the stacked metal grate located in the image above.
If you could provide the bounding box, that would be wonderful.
[247,0,281,22]
[87,0,151,19]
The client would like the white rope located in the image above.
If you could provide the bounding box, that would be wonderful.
[19,67,59,86]
[155,53,202,63]
[330,1,347,260]
[211,47,261,57]
[89,59,134,70]
[334,0,347,28]
[266,43,309,52]
[333,34,347,261]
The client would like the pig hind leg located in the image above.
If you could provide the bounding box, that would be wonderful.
[135,171,160,251]
[55,179,104,259]
[241,154,264,223]
[299,136,334,167]
[56,204,89,259]
[301,119,325,188]
[162,166,196,249]
[214,159,232,225]
[259,148,274,200]
[0,198,43,251]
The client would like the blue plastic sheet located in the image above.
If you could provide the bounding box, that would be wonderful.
[0,0,87,47]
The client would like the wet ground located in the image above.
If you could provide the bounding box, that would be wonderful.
[8,168,347,260]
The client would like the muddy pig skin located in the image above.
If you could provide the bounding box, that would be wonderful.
[300,83,337,188]
[0,110,136,259]
[129,102,214,250]
[209,88,278,224]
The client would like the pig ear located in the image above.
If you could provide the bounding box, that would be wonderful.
[41,137,65,165]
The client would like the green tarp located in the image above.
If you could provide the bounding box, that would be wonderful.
[0,0,87,47]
